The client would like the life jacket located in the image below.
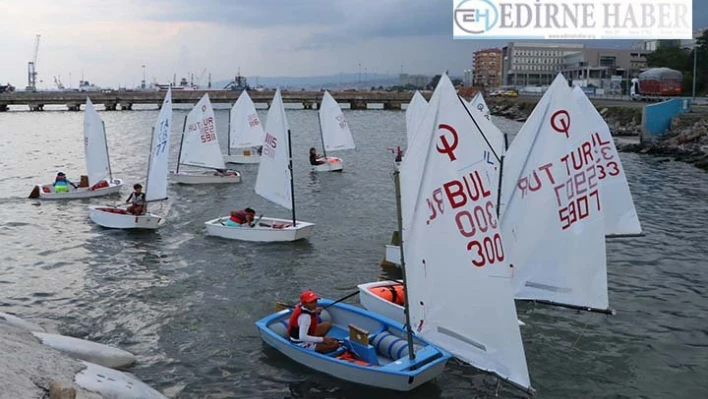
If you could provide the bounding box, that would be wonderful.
[130,192,145,206]
[369,284,405,306]
[286,305,317,342]
[230,210,248,224]
[54,179,68,187]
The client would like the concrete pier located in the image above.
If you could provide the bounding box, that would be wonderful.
[0,89,431,111]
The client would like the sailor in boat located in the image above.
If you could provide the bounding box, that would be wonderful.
[125,184,146,215]
[213,168,239,176]
[53,172,78,193]
[225,208,256,227]
[394,146,404,163]
[287,290,338,353]
[309,148,326,166]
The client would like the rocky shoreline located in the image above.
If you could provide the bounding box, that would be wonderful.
[485,97,642,136]
[486,97,708,172]
[0,312,166,399]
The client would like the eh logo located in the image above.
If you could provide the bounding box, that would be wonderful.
[454,0,499,34]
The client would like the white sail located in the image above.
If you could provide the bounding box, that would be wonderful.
[405,90,428,145]
[145,89,172,202]
[500,74,608,310]
[469,92,506,157]
[401,74,532,392]
[255,89,292,210]
[83,98,111,186]
[319,91,355,152]
[572,86,642,236]
[178,94,225,170]
[229,90,265,149]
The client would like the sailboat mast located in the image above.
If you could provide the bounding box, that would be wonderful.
[144,127,156,213]
[227,106,232,156]
[176,115,187,174]
[287,129,297,226]
[393,169,415,361]
[102,121,113,181]
[496,133,508,218]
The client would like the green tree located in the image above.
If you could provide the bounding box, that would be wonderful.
[695,30,708,95]
[428,75,442,90]
[646,46,691,71]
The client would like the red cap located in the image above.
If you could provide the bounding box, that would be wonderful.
[300,290,319,303]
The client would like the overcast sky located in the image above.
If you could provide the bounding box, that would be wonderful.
[1,0,706,89]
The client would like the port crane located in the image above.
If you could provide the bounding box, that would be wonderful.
[27,34,41,91]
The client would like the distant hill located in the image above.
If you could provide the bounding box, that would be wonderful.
[215,73,401,90]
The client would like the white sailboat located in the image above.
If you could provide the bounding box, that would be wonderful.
[89,89,172,229]
[500,74,611,313]
[29,98,123,199]
[205,89,315,242]
[224,90,265,164]
[170,94,242,184]
[572,86,642,238]
[400,74,533,393]
[311,91,355,172]
[384,91,506,266]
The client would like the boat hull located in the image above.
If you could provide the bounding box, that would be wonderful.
[32,179,123,200]
[358,280,526,327]
[75,361,166,399]
[311,157,343,172]
[88,206,164,230]
[224,152,261,164]
[32,332,136,369]
[169,170,242,185]
[256,299,450,392]
[204,216,315,242]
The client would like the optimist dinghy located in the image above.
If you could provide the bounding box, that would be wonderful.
[29,98,123,199]
[89,89,172,230]
[205,89,315,242]
[310,91,355,172]
[360,75,534,394]
[224,90,265,164]
[170,94,242,184]
[256,298,450,391]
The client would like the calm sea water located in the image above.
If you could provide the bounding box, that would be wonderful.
[0,104,707,399]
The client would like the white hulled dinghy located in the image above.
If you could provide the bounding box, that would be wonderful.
[310,91,355,172]
[205,89,315,242]
[29,98,123,199]
[572,86,642,238]
[361,75,533,393]
[89,89,173,230]
[224,90,265,164]
[499,74,612,314]
[170,94,242,184]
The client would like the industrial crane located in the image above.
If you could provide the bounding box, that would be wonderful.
[27,34,41,91]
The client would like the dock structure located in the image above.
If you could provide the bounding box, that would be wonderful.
[0,90,432,112]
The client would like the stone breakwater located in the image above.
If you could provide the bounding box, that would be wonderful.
[485,97,642,136]
[0,321,102,399]
[486,97,708,172]
[616,113,708,171]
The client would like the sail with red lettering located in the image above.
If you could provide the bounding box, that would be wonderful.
[178,94,226,170]
[255,89,292,210]
[572,86,642,237]
[500,74,608,311]
[229,90,265,149]
[405,90,428,145]
[319,91,355,152]
[401,74,532,393]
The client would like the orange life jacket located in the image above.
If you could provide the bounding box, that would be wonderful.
[230,210,248,224]
[286,305,317,341]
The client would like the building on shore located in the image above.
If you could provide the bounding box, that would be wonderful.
[501,42,651,91]
[472,48,502,90]
[398,73,429,89]
[463,69,473,87]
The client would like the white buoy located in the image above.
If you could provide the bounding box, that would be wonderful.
[75,361,166,399]
[33,332,136,369]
